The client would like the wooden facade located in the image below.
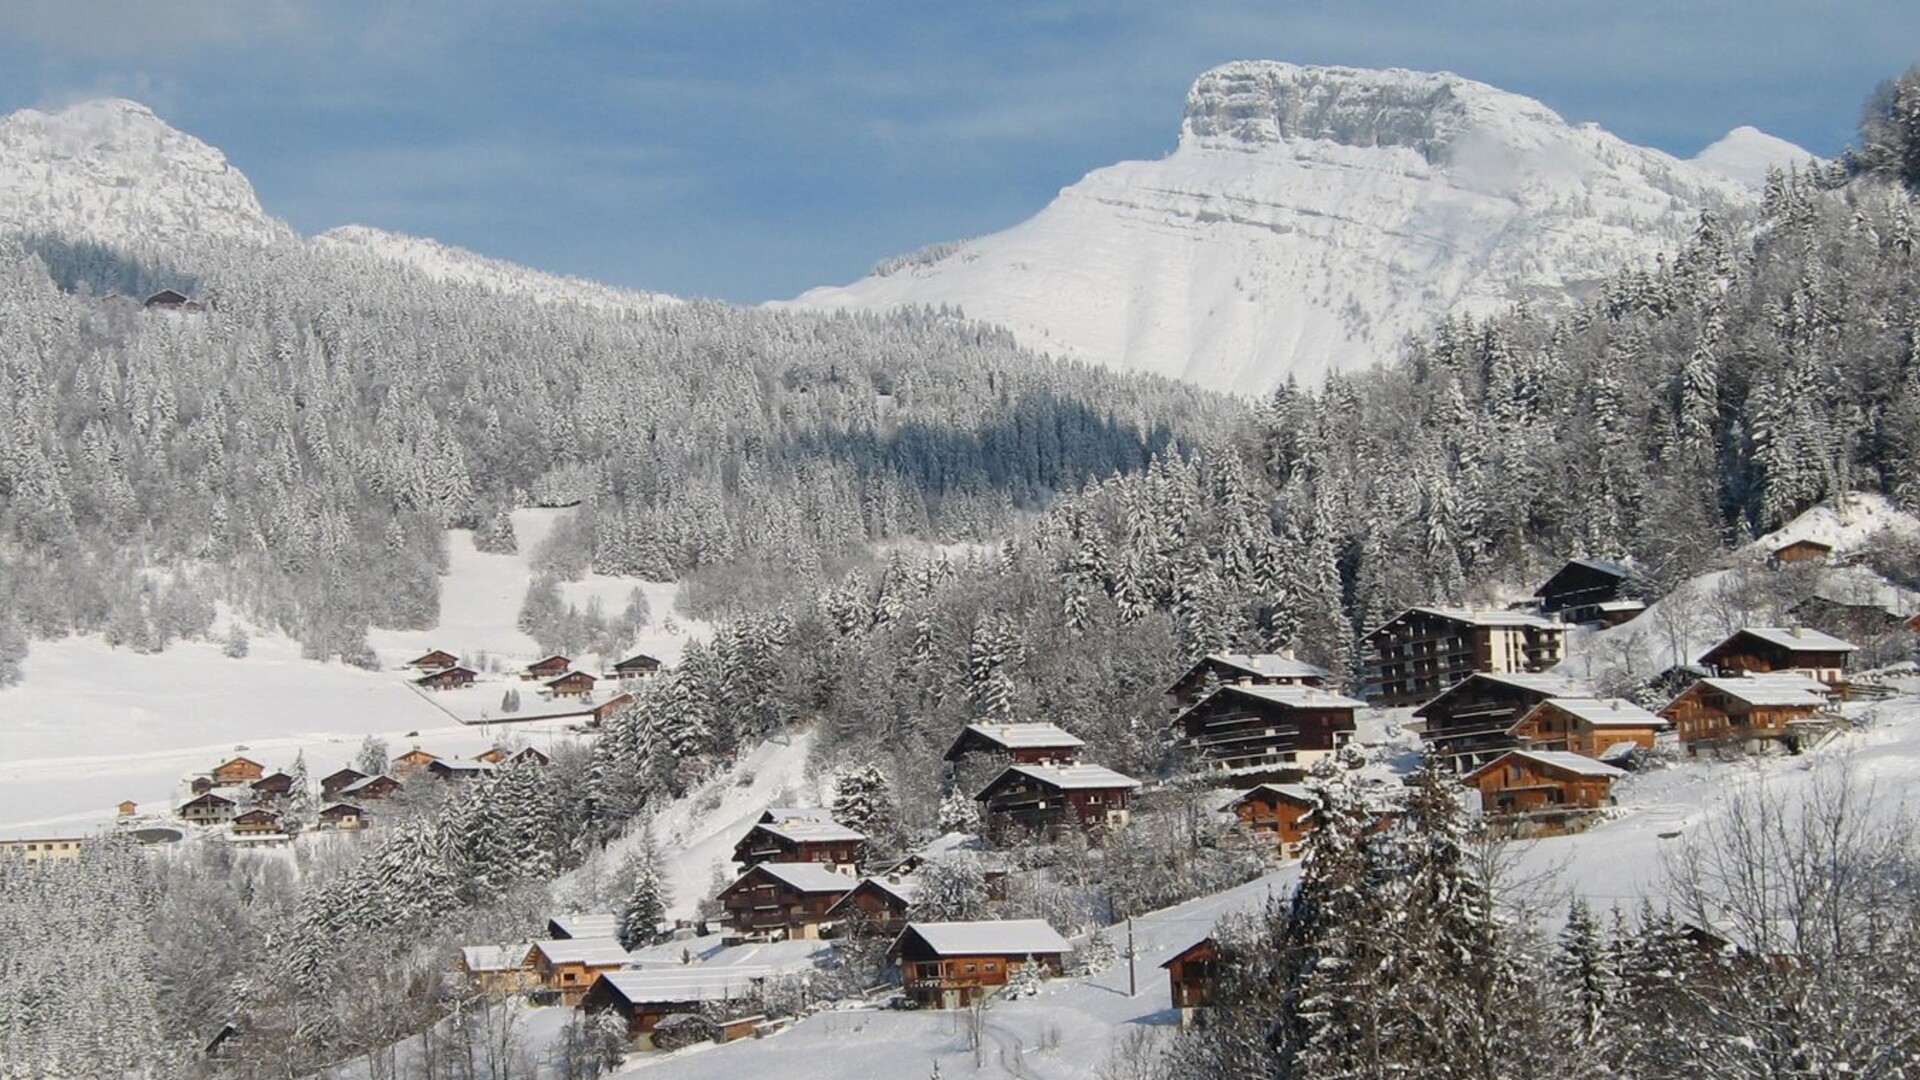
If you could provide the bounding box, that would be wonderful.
[524,655,572,681]
[611,653,663,680]
[408,649,459,672]
[212,757,266,786]
[592,693,635,724]
[717,863,856,940]
[393,748,440,776]
[1698,627,1854,686]
[339,774,401,801]
[1533,558,1631,624]
[530,938,632,1005]
[1465,750,1624,817]
[889,921,1069,1009]
[976,763,1139,834]
[581,970,766,1046]
[1508,698,1666,759]
[477,745,552,767]
[318,803,366,830]
[1171,685,1360,778]
[1161,937,1219,1028]
[250,772,294,802]
[320,768,367,799]
[415,666,476,691]
[1659,677,1829,751]
[428,759,495,782]
[1771,538,1834,565]
[546,671,598,699]
[824,876,919,936]
[231,809,280,835]
[731,821,866,872]
[1166,652,1332,710]
[1414,672,1589,773]
[1362,608,1567,708]
[1222,784,1316,859]
[459,944,535,995]
[943,722,1086,766]
[181,791,237,825]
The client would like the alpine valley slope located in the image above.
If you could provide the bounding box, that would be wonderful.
[788,61,1816,395]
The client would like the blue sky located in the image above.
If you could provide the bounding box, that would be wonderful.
[0,2,1913,302]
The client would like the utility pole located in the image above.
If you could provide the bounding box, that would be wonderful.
[1126,916,1137,997]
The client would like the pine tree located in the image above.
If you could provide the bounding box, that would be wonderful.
[283,751,315,830]
[616,831,668,950]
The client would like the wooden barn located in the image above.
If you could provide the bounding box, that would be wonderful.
[611,653,663,681]
[212,757,265,786]
[942,722,1086,767]
[1222,784,1317,859]
[1698,627,1854,687]
[1465,750,1625,817]
[889,920,1069,1009]
[825,874,921,936]
[1170,684,1361,779]
[1659,675,1833,752]
[546,671,598,699]
[1166,652,1333,710]
[1533,558,1633,624]
[1361,607,1567,707]
[530,938,633,1005]
[181,791,237,825]
[1414,672,1591,773]
[524,655,572,681]
[317,803,367,830]
[1770,538,1834,565]
[732,820,866,873]
[320,767,367,800]
[976,763,1140,834]
[581,968,770,1046]
[407,649,459,672]
[415,666,477,691]
[1507,697,1667,759]
[1162,937,1219,1029]
[459,944,535,995]
[716,863,857,940]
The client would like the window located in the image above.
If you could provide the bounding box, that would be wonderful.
[963,963,977,974]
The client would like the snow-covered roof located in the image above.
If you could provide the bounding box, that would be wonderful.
[953,722,1085,751]
[548,913,623,939]
[1707,627,1856,656]
[1692,677,1831,708]
[1222,783,1315,813]
[1476,750,1626,780]
[739,863,858,894]
[1414,672,1590,716]
[760,807,836,826]
[897,919,1070,958]
[752,821,867,845]
[340,774,397,794]
[1534,557,1631,594]
[1217,684,1367,710]
[1530,698,1667,728]
[533,937,632,967]
[461,944,531,972]
[1200,653,1333,680]
[1411,607,1563,629]
[594,966,778,1006]
[1597,599,1647,613]
[985,763,1141,794]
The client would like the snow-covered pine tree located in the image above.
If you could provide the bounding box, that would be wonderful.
[616,830,668,950]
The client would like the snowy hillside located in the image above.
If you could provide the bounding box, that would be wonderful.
[788,61,1811,394]
[314,224,675,310]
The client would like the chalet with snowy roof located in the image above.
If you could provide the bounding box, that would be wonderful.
[581,968,771,1046]
[1170,684,1362,779]
[716,863,857,940]
[1361,607,1568,707]
[975,763,1140,833]
[1222,783,1317,859]
[1465,750,1625,818]
[1770,538,1835,565]
[317,803,366,830]
[1533,558,1633,624]
[414,666,476,691]
[320,767,367,800]
[476,745,551,767]
[142,289,201,312]
[524,655,572,681]
[546,671,598,699]
[825,874,921,936]
[231,809,280,835]
[529,938,633,1005]
[592,692,636,724]
[942,722,1086,766]
[1414,672,1591,773]
[759,806,836,826]
[339,774,401,801]
[1167,652,1333,710]
[393,748,438,775]
[181,791,237,825]
[547,913,622,940]
[407,649,459,672]
[1698,627,1854,687]
[732,820,866,873]
[1508,698,1667,760]
[1660,674,1834,753]
[611,653,663,681]
[1162,937,1219,1029]
[212,757,265,786]
[249,771,294,802]
[428,759,495,782]
[888,920,1070,1009]
[459,944,535,994]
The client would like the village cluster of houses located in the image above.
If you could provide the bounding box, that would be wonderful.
[406,648,660,715]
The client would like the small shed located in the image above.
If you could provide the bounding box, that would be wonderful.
[1161,937,1218,1028]
[1770,538,1834,565]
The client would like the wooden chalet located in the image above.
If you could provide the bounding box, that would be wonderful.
[1222,784,1317,859]
[190,776,215,795]
[825,874,921,936]
[392,748,440,776]
[546,671,598,699]
[1787,593,1907,643]
[582,968,768,1047]
[1414,672,1590,773]
[530,938,632,1005]
[1508,697,1667,760]
[250,772,294,802]
[318,802,366,830]
[888,920,1069,1009]
[231,809,280,835]
[1162,937,1219,1029]
[1170,684,1362,779]
[1659,674,1833,753]
[407,649,459,672]
[716,862,856,940]
[476,745,552,767]
[546,913,623,940]
[415,666,476,691]
[611,653,663,681]
[942,722,1085,766]
[976,763,1139,833]
[1466,750,1625,818]
[428,759,496,782]
[1361,607,1567,708]
[1533,558,1633,624]
[181,791,237,825]
[212,757,266,786]
[320,767,367,800]
[338,774,401,802]
[459,944,535,994]
[1166,652,1332,710]
[1770,538,1834,565]
[142,289,201,312]
[1698,627,1854,687]
[591,692,636,724]
[117,800,138,817]
[523,655,572,681]
[732,820,866,873]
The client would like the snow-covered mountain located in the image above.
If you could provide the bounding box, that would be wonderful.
[788,61,1816,394]
[313,224,674,310]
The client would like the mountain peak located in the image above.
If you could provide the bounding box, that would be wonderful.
[1688,124,1816,190]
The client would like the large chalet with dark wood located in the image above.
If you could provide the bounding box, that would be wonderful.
[318,802,367,830]
[250,771,294,803]
[976,763,1140,834]
[825,874,921,936]
[1659,674,1833,753]
[1533,558,1633,625]
[1361,607,1568,708]
[415,666,477,691]
[1414,672,1590,773]
[231,809,281,835]
[530,938,633,1005]
[338,774,401,802]
[320,767,367,800]
[524,655,572,681]
[1162,937,1219,1029]
[459,944,535,995]
[1222,784,1317,859]
[889,920,1070,1009]
[731,819,866,873]
[943,722,1086,767]
[408,649,459,672]
[546,671,598,699]
[143,289,198,311]
[1465,750,1625,820]
[610,653,663,681]
[1697,627,1855,688]
[212,757,265,786]
[1170,684,1361,779]
[581,968,768,1047]
[1508,697,1667,761]
[717,863,856,940]
[1166,652,1333,710]
[592,692,636,724]
[181,791,237,825]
